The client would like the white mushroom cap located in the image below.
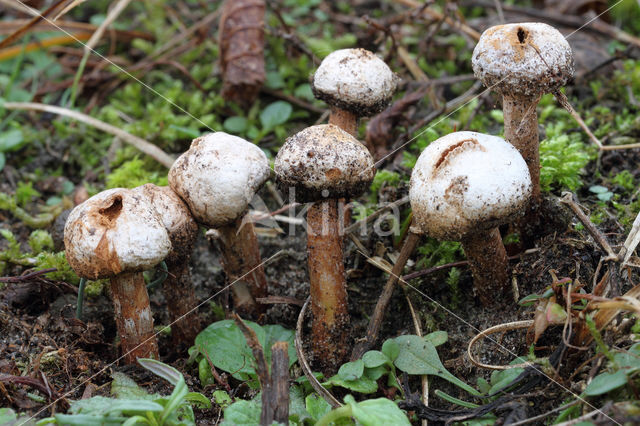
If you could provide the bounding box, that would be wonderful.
[274,124,375,203]
[409,131,532,241]
[168,132,270,228]
[472,23,574,97]
[311,48,398,116]
[132,184,198,264]
[64,188,171,280]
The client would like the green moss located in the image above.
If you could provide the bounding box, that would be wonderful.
[105,156,168,189]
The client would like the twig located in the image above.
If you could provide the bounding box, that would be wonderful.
[492,0,505,24]
[0,268,58,283]
[351,229,421,360]
[265,341,290,425]
[559,192,618,261]
[552,91,602,149]
[345,196,409,235]
[3,102,175,167]
[395,0,480,40]
[70,0,133,102]
[467,320,535,370]
[508,400,580,426]
[0,0,69,50]
[402,290,429,426]
[232,314,269,387]
[295,297,341,408]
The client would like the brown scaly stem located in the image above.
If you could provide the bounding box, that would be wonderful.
[503,93,542,246]
[110,271,159,363]
[163,260,202,347]
[460,228,511,307]
[351,229,421,360]
[307,199,349,374]
[217,216,268,319]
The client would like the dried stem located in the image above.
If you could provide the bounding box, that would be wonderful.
[110,271,159,363]
[307,199,349,373]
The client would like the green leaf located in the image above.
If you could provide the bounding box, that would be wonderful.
[288,384,310,424]
[382,339,400,361]
[53,413,126,425]
[184,392,212,409]
[344,395,411,426]
[259,101,292,130]
[221,400,261,425]
[393,335,480,396]
[110,372,153,400]
[615,343,640,374]
[213,390,233,409]
[424,331,448,347]
[0,129,24,152]
[223,116,248,133]
[138,358,183,386]
[584,370,628,396]
[338,359,364,381]
[362,351,389,368]
[434,389,479,408]
[305,394,332,421]
[364,365,387,381]
[195,320,296,381]
[0,152,5,172]
[0,408,17,423]
[324,374,378,394]
[168,124,200,138]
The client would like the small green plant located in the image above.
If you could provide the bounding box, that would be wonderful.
[37,359,210,425]
[539,124,594,192]
[190,319,297,387]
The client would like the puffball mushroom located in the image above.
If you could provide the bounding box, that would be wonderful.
[275,124,375,372]
[132,184,201,347]
[311,48,397,136]
[168,132,271,318]
[472,23,573,241]
[64,188,171,363]
[409,131,532,306]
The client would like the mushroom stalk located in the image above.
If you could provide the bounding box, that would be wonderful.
[110,271,159,363]
[307,199,349,371]
[162,260,201,345]
[502,94,541,203]
[460,228,511,307]
[328,107,357,137]
[217,216,268,318]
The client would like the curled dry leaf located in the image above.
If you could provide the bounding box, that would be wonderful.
[219,0,266,109]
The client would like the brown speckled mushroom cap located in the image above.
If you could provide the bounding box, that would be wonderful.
[472,23,574,97]
[64,188,171,280]
[132,184,198,264]
[311,48,398,116]
[168,132,271,228]
[274,124,375,203]
[409,131,532,241]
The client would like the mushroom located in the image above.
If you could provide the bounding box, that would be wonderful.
[409,131,532,306]
[311,48,397,136]
[472,23,573,241]
[274,124,375,372]
[132,184,201,348]
[168,132,271,318]
[64,188,171,362]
